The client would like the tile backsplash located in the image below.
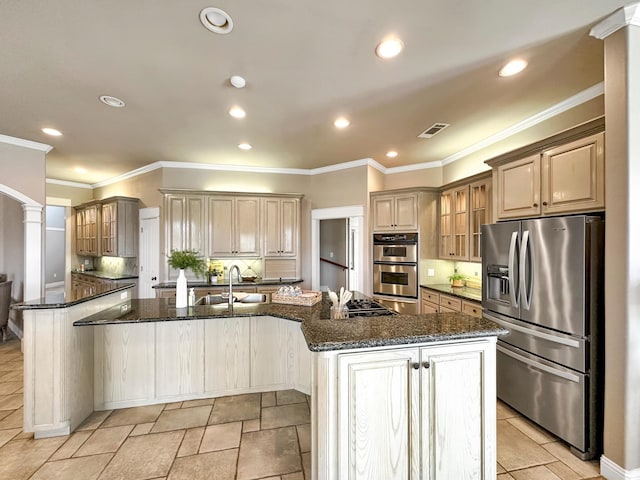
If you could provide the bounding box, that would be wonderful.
[95,256,138,276]
[420,259,482,288]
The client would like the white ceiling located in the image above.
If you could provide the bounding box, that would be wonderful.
[0,1,632,184]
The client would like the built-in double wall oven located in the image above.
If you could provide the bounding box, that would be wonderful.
[373,233,418,314]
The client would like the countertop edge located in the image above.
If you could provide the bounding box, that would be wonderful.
[420,284,482,302]
[13,284,135,310]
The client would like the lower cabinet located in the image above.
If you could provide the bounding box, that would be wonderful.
[316,339,496,479]
[94,316,309,409]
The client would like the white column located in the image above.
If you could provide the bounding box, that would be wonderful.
[590,4,640,478]
[23,204,43,301]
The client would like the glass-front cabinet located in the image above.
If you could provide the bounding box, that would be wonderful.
[439,173,491,262]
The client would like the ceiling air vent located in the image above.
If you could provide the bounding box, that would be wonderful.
[418,123,450,139]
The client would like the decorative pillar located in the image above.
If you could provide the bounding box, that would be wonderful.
[590,3,640,478]
[23,204,43,301]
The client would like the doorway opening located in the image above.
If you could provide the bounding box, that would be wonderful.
[311,205,364,293]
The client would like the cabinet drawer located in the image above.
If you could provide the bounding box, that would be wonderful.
[421,300,439,314]
[462,301,482,318]
[439,305,458,313]
[439,294,462,311]
[421,289,439,304]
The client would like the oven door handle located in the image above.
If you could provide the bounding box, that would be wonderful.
[497,344,581,383]
[483,313,580,348]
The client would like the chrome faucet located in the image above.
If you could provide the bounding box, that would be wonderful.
[228,265,241,307]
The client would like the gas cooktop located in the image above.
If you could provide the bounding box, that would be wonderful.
[346,299,397,318]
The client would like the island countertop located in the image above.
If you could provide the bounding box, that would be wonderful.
[73,293,506,352]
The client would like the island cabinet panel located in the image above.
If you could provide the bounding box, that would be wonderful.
[421,342,490,479]
[94,323,155,408]
[338,349,419,480]
[315,339,496,480]
[155,321,205,399]
[250,316,288,389]
[204,317,251,393]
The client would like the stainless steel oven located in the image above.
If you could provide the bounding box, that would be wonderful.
[373,233,418,299]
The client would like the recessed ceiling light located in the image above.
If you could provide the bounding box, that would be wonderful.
[229,106,246,119]
[200,7,234,34]
[99,95,126,108]
[334,117,350,129]
[386,151,398,158]
[42,127,62,136]
[375,38,404,59]
[230,75,246,88]
[499,59,528,77]
[75,167,87,174]
[238,143,252,150]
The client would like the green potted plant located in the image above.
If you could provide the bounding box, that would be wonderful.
[449,271,465,288]
[167,249,206,307]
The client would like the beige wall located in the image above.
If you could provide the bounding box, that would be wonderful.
[45,182,93,206]
[94,169,163,208]
[0,194,25,331]
[0,142,46,204]
[383,167,442,190]
[602,25,640,471]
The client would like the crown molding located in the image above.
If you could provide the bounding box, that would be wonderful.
[160,160,310,176]
[45,178,93,189]
[0,133,52,153]
[590,2,640,39]
[385,160,442,174]
[441,82,604,166]
[309,158,386,175]
[89,162,164,189]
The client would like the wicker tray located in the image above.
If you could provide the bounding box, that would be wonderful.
[271,291,322,306]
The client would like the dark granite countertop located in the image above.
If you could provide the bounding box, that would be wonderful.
[152,278,303,288]
[72,271,139,280]
[12,283,135,310]
[420,284,482,302]
[73,292,506,352]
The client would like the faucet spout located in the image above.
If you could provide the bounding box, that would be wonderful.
[228,265,241,307]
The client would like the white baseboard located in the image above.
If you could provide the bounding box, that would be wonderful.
[45,281,64,288]
[601,455,640,480]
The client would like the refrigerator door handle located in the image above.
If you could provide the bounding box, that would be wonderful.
[484,312,581,348]
[497,344,581,383]
[508,231,519,308]
[520,230,532,310]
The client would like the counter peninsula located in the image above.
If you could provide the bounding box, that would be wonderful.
[17,287,505,479]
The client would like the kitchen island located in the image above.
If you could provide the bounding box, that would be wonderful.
[17,288,505,479]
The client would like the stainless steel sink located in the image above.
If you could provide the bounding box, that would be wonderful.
[195,293,268,305]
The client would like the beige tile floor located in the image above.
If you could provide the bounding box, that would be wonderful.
[0,332,605,479]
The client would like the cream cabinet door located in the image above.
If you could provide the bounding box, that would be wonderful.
[421,341,495,479]
[279,198,298,256]
[496,154,541,220]
[207,197,234,256]
[204,317,251,393]
[155,321,204,399]
[234,197,260,256]
[372,195,395,232]
[263,198,298,257]
[250,316,288,389]
[338,348,420,480]
[541,132,605,215]
[394,193,418,231]
[165,194,206,255]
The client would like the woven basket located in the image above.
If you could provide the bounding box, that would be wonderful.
[271,291,322,306]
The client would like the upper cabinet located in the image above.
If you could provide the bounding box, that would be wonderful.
[371,192,418,232]
[494,130,605,220]
[75,197,139,257]
[75,202,100,256]
[438,174,491,262]
[101,198,139,257]
[208,196,260,257]
[263,197,299,257]
[164,194,206,254]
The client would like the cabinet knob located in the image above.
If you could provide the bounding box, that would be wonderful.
[533,203,538,207]
[542,201,548,206]
[411,362,420,370]
[422,362,430,369]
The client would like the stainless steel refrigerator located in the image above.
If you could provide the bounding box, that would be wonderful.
[481,215,604,460]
